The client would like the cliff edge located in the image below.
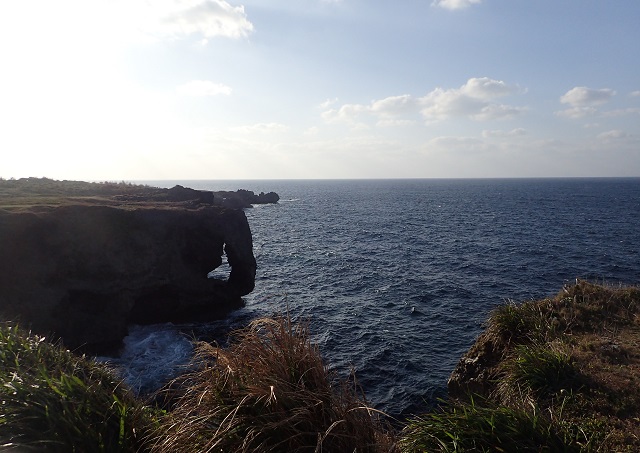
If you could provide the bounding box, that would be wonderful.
[0,179,259,353]
[445,280,640,450]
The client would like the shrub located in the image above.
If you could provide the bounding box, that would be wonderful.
[151,315,396,452]
[0,323,154,452]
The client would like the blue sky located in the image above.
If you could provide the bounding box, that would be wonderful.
[1,0,639,180]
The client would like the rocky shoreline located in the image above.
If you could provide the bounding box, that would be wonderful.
[2,177,639,450]
[0,178,278,353]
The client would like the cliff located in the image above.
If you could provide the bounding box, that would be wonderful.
[0,179,259,353]
[444,280,640,450]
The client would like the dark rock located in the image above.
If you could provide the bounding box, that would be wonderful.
[255,191,280,204]
[214,189,280,208]
[166,185,215,204]
[0,204,256,354]
[447,331,505,401]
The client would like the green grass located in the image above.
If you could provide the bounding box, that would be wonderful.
[502,343,579,400]
[442,281,640,452]
[0,323,155,452]
[486,298,559,346]
[400,398,580,453]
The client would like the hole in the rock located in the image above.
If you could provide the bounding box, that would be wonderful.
[207,251,231,280]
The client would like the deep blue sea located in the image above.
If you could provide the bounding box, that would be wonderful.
[110,178,640,419]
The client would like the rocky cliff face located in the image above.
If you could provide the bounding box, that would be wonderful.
[0,204,256,353]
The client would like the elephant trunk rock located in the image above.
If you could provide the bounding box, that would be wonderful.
[0,204,256,354]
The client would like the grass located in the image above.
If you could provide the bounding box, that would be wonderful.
[441,280,640,452]
[0,323,155,452]
[150,315,396,452]
[500,342,580,401]
[2,281,640,451]
[0,177,162,211]
[400,397,581,453]
[486,298,559,346]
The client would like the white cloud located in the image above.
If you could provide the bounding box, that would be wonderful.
[420,88,485,120]
[177,80,232,96]
[482,128,527,138]
[432,0,482,10]
[322,77,524,126]
[420,77,522,121]
[319,98,339,109]
[320,94,419,128]
[555,106,597,119]
[560,86,615,107]
[461,77,514,99]
[630,91,640,97]
[321,103,369,125]
[597,129,629,141]
[370,95,416,117]
[132,0,254,41]
[472,104,526,121]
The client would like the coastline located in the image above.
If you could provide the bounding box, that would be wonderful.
[2,177,640,450]
[2,281,640,451]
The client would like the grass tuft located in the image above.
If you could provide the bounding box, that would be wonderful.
[501,343,579,400]
[486,298,559,347]
[151,314,396,452]
[496,343,585,407]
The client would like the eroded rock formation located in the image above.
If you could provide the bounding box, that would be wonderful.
[0,203,256,354]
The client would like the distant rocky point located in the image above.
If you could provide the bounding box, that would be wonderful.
[0,178,276,353]
[0,177,279,209]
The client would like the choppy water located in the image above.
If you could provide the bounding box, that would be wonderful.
[110,178,640,418]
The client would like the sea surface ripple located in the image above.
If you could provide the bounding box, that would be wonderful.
[122,178,640,418]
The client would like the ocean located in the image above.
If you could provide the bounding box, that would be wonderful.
[110,178,640,419]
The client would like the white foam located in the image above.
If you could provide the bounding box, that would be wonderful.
[102,324,194,395]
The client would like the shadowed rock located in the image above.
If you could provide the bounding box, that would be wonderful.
[0,204,256,354]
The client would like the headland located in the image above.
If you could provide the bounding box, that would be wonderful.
[0,177,277,353]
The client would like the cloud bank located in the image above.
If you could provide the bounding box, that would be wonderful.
[322,77,524,126]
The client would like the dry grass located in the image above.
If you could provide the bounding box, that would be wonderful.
[0,177,156,210]
[150,315,397,452]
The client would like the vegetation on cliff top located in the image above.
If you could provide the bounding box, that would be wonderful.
[1,281,639,451]
[151,315,395,452]
[0,176,278,210]
[0,323,155,452]
[406,280,640,452]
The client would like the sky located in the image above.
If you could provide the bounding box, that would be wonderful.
[1,0,639,180]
